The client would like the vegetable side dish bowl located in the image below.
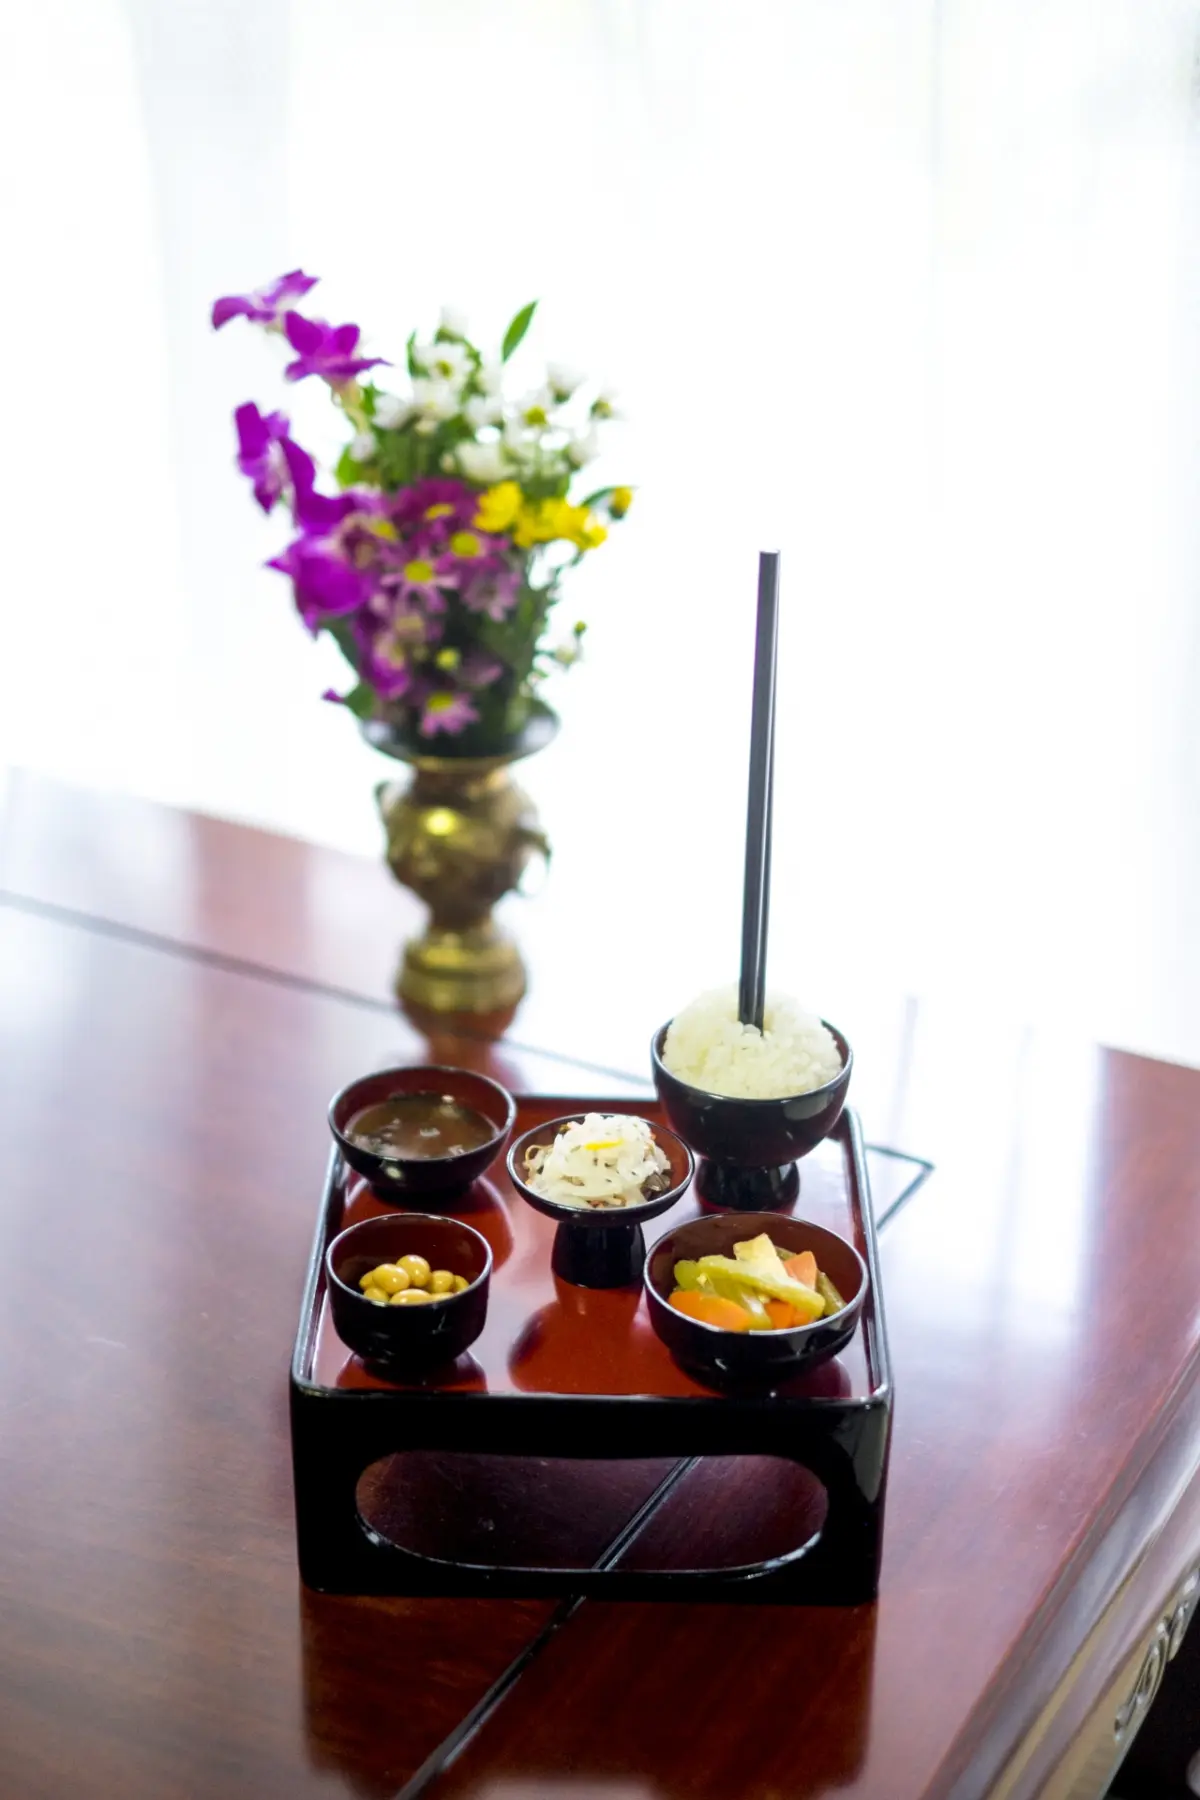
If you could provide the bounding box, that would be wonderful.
[506,1111,695,1289]
[645,1213,867,1388]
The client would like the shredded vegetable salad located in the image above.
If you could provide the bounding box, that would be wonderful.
[523,1113,672,1209]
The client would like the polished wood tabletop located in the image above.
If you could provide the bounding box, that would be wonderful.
[2,767,1199,1800]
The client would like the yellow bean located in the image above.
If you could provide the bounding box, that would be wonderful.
[397,1255,431,1288]
[361,1286,387,1306]
[391,1288,433,1306]
[452,1274,470,1293]
[428,1270,455,1295]
[372,1264,410,1296]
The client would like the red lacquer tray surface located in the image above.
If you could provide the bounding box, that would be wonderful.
[304,1095,881,1403]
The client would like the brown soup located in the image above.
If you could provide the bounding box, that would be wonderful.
[346,1092,496,1160]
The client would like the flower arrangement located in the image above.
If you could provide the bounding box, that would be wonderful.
[213,270,631,752]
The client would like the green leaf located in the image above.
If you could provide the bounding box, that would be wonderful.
[501,300,538,362]
[341,681,376,720]
[334,444,362,489]
[405,328,420,378]
[325,619,360,672]
[579,485,616,510]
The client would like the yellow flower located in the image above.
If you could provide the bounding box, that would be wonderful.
[512,507,540,550]
[450,530,484,559]
[511,497,571,548]
[510,497,609,552]
[610,486,633,519]
[474,481,522,533]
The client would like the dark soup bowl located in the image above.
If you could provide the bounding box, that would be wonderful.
[329,1065,515,1204]
[506,1113,695,1289]
[327,1213,492,1376]
[651,1022,852,1210]
[645,1212,867,1390]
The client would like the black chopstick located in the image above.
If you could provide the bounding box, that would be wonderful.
[738,550,781,1031]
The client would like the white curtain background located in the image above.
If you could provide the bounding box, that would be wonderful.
[2,0,1198,1065]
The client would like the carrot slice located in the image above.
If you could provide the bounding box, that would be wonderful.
[668,1290,752,1332]
[763,1300,798,1330]
[783,1251,818,1289]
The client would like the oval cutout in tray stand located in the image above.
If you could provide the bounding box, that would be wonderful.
[290,1096,891,1604]
[356,1452,829,1575]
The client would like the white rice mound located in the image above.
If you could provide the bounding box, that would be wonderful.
[662,987,842,1099]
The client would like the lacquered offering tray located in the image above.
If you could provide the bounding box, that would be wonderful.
[290,1094,892,1603]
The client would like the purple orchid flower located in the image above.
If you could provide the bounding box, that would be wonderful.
[461,564,521,622]
[420,691,480,737]
[233,402,293,512]
[282,312,388,384]
[268,535,373,631]
[281,438,370,532]
[212,270,319,330]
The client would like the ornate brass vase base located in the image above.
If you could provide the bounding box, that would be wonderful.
[397,922,527,1016]
[366,709,554,1032]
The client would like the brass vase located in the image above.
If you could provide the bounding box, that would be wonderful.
[365,711,554,1019]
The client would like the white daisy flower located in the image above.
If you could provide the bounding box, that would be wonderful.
[373,393,410,429]
[475,360,503,395]
[520,387,555,428]
[411,377,459,422]
[590,385,621,421]
[502,418,536,453]
[349,430,376,462]
[464,393,504,430]
[438,304,468,339]
[414,340,471,384]
[546,361,584,401]
[457,440,510,484]
[565,427,600,468]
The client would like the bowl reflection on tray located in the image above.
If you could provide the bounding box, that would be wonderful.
[328,1064,516,1205]
[644,1212,867,1390]
[334,1349,488,1393]
[343,1172,515,1272]
[505,1113,694,1289]
[507,1280,645,1394]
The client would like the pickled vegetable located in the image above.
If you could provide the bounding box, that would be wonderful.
[668,1291,752,1331]
[664,1233,848,1332]
[816,1270,845,1314]
[783,1251,817,1289]
[693,1255,824,1322]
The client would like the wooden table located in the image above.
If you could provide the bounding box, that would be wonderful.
[2,767,1199,1800]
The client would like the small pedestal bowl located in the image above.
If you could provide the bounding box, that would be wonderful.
[650,1022,852,1210]
[506,1114,695,1289]
[327,1212,492,1377]
[328,1064,515,1206]
[645,1212,867,1390]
